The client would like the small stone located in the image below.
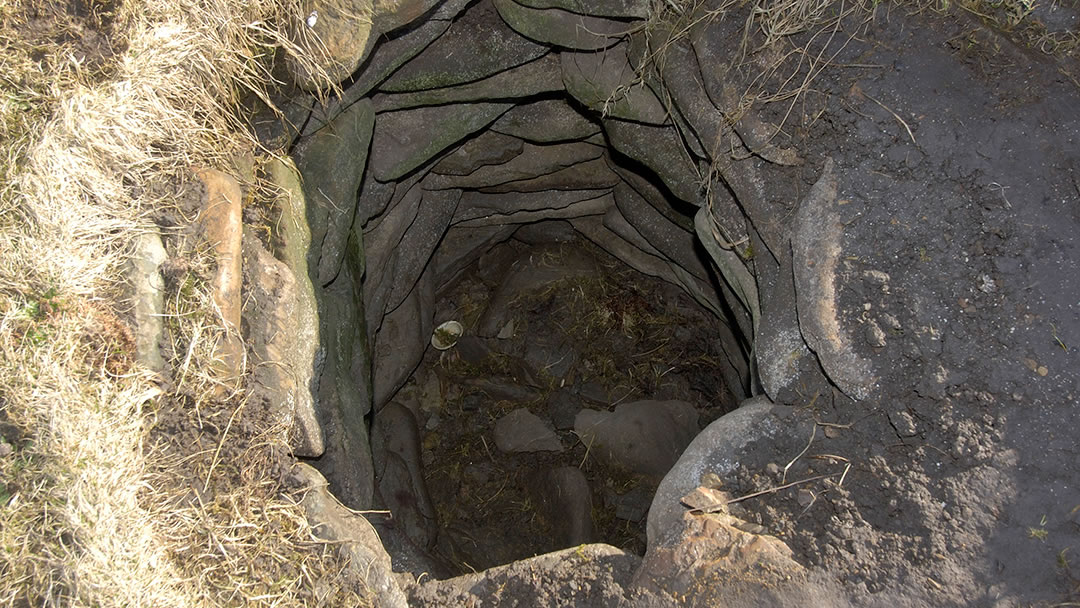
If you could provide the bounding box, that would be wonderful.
[1023,358,1039,372]
[700,472,723,489]
[497,319,516,339]
[531,467,594,547]
[576,381,608,404]
[824,425,841,439]
[612,485,653,523]
[1037,366,1048,377]
[863,269,891,284]
[0,442,12,458]
[765,463,781,476]
[881,313,901,331]
[493,409,563,453]
[797,488,816,507]
[455,335,491,366]
[462,394,484,411]
[732,520,768,535]
[680,486,728,512]
[465,463,494,485]
[896,411,918,435]
[865,321,887,348]
[547,389,581,431]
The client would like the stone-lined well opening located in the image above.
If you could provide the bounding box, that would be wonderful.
[288,60,771,578]
[280,0,812,580]
[327,95,762,572]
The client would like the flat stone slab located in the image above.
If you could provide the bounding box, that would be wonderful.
[562,45,667,124]
[791,159,876,400]
[372,0,443,34]
[433,224,518,288]
[603,118,703,204]
[493,0,631,51]
[613,182,708,283]
[452,189,612,224]
[294,98,374,285]
[370,102,513,181]
[243,235,324,457]
[476,157,620,193]
[127,231,167,373]
[293,464,408,608]
[373,53,563,112]
[491,98,600,143]
[371,402,438,548]
[433,131,525,177]
[379,0,549,92]
[494,409,563,453]
[574,400,699,478]
[425,141,605,190]
[372,269,435,409]
[455,193,612,228]
[515,0,648,19]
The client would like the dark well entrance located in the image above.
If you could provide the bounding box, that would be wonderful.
[374,234,741,574]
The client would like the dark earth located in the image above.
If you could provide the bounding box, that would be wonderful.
[750,8,1080,606]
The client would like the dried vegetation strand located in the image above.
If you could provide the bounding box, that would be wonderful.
[0,0,366,606]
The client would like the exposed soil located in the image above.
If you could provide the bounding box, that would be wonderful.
[690,8,1080,607]
[3,0,128,78]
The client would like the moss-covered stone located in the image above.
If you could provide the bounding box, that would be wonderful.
[373,54,563,112]
[492,0,632,51]
[369,102,513,181]
[561,46,667,124]
[379,0,548,92]
[515,0,648,19]
[287,0,376,90]
[602,118,703,204]
[490,99,600,143]
[294,98,375,286]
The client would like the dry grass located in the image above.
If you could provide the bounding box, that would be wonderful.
[636,0,870,135]
[631,0,1077,224]
[0,0,366,606]
[951,0,1080,57]
[637,0,1079,130]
